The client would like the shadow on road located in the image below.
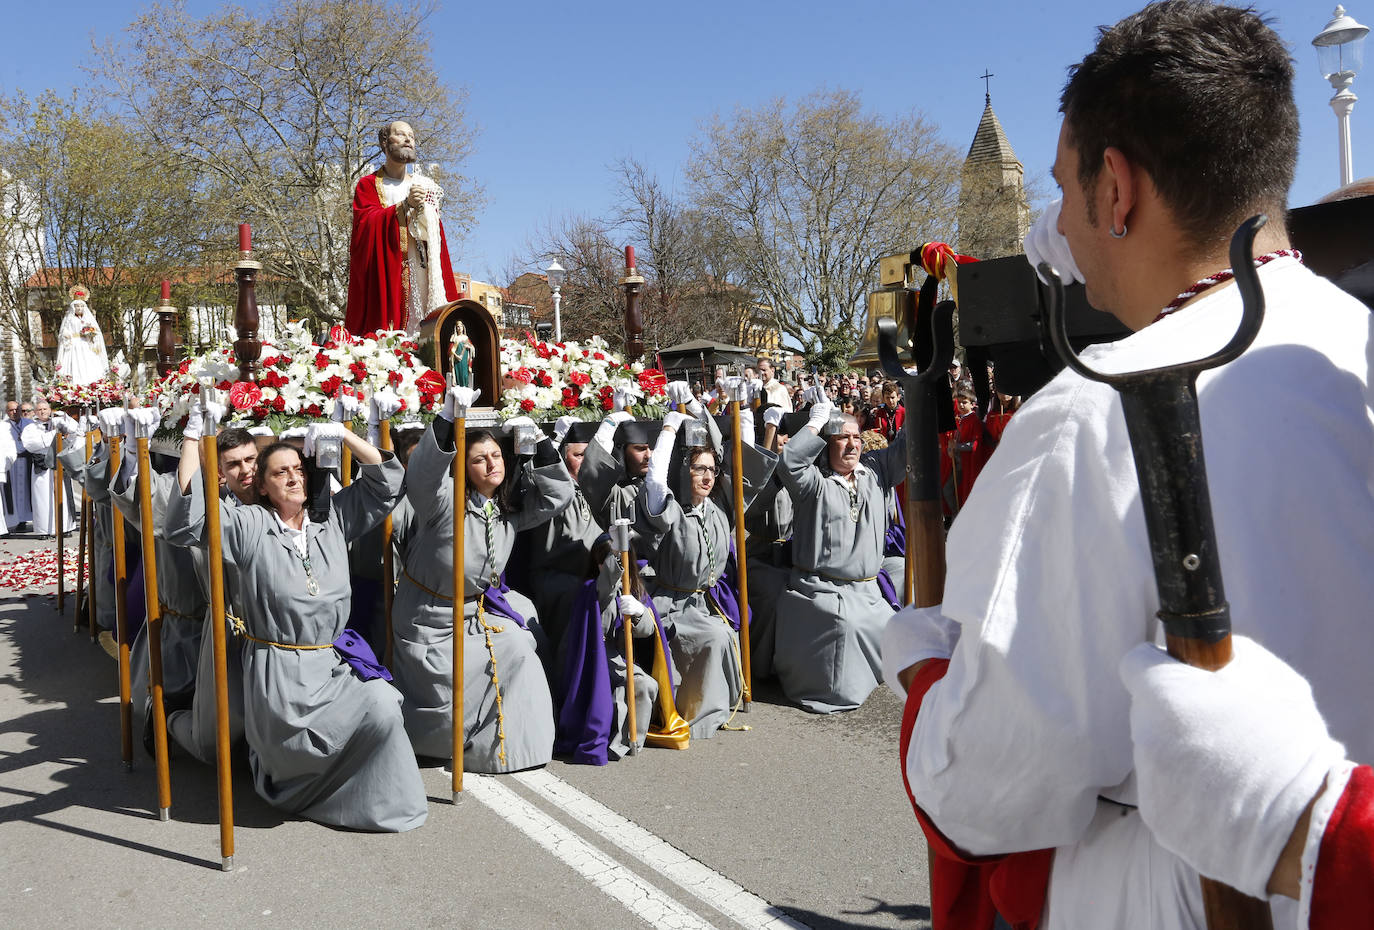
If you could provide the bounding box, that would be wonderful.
[782,896,933,929]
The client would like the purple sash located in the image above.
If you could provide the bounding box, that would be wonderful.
[876,568,901,611]
[481,574,529,629]
[710,542,752,633]
[332,628,393,682]
[885,503,906,559]
[553,581,671,766]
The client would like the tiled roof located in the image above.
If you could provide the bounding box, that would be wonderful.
[965,101,1021,168]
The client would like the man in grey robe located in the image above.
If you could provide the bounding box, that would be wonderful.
[774,399,904,712]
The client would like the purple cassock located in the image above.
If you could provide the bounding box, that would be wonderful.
[4,417,33,525]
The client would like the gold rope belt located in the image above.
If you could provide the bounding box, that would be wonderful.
[654,579,711,596]
[226,609,333,651]
[402,568,482,604]
[810,569,879,585]
[158,602,202,623]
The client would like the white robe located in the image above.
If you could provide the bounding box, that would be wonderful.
[884,258,1373,930]
[20,423,76,535]
[55,302,109,385]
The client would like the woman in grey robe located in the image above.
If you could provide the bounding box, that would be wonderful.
[640,409,776,739]
[390,412,573,772]
[167,425,426,832]
[774,401,905,713]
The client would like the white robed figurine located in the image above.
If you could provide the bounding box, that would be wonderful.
[55,285,108,385]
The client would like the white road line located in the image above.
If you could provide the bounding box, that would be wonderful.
[465,774,718,930]
[513,769,811,930]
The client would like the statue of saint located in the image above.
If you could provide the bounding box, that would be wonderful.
[345,120,460,337]
[55,285,109,385]
[449,320,474,388]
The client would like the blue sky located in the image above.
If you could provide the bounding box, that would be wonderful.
[3,0,1367,282]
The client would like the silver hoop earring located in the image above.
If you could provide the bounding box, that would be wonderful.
[1109,224,1128,239]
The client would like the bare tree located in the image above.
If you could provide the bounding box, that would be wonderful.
[688,89,961,368]
[95,0,481,325]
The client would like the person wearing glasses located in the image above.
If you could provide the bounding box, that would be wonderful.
[639,390,776,739]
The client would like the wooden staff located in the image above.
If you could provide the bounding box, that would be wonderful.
[56,430,65,612]
[380,420,395,669]
[340,445,353,487]
[727,389,752,709]
[199,399,236,871]
[610,518,638,755]
[1044,217,1274,930]
[74,416,90,634]
[135,431,173,820]
[109,434,133,769]
[451,407,467,799]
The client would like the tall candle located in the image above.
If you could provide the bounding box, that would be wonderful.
[625,245,635,271]
[160,280,170,301]
[239,223,251,252]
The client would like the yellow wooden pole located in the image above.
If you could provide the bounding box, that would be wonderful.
[451,415,466,799]
[380,420,395,669]
[55,431,65,612]
[109,435,133,769]
[200,421,236,871]
[136,435,172,820]
[611,518,638,756]
[87,428,98,642]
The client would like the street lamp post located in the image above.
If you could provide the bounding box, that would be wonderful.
[1314,5,1370,187]
[545,260,566,342]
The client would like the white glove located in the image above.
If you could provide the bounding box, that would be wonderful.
[369,389,402,425]
[182,401,226,441]
[126,408,161,440]
[303,421,347,458]
[737,407,755,447]
[1119,637,1348,898]
[763,406,784,429]
[806,400,834,433]
[247,425,274,437]
[749,378,765,403]
[54,413,82,436]
[98,407,126,436]
[333,393,361,423]
[612,388,633,413]
[619,594,656,638]
[440,385,481,421]
[593,410,635,454]
[278,426,308,440]
[721,376,744,404]
[553,415,577,445]
[662,411,689,434]
[1023,198,1084,286]
[666,381,694,407]
[684,396,706,420]
[618,593,645,618]
[802,385,826,406]
[504,415,537,434]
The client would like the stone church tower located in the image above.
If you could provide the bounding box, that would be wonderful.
[958,93,1031,259]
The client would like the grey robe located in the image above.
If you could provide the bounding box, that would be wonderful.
[592,557,658,759]
[742,474,794,680]
[60,438,116,634]
[111,463,207,719]
[390,422,572,771]
[641,440,776,740]
[774,428,905,713]
[522,484,600,646]
[167,455,427,832]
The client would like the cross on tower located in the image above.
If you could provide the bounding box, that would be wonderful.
[980,69,995,103]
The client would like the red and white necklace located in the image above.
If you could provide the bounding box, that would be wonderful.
[1151,249,1301,324]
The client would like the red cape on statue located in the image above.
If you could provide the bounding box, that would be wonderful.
[344,169,459,335]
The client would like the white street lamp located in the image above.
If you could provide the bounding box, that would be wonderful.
[1314,5,1370,187]
[545,260,566,342]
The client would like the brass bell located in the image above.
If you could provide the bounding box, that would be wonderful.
[849,252,918,369]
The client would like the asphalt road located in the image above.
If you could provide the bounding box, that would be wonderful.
[0,534,931,930]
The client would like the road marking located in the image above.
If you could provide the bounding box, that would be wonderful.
[514,769,810,930]
[466,774,717,930]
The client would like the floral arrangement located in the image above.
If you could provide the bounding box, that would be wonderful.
[148,323,443,436]
[79,324,98,340]
[498,333,668,421]
[41,375,128,409]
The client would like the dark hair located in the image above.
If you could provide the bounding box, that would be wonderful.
[217,427,255,457]
[252,442,304,511]
[377,120,407,153]
[588,535,646,602]
[1059,1,1297,247]
[465,429,516,514]
[394,428,422,467]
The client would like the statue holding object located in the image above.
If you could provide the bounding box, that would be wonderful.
[448,321,474,388]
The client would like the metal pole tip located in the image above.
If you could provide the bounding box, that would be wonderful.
[122,761,133,772]
[158,808,170,822]
[451,792,463,805]
[221,856,234,872]
[742,701,753,713]
[628,744,641,756]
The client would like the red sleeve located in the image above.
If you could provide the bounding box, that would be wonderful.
[437,219,460,303]
[1311,765,1374,929]
[900,661,1052,930]
[894,405,906,432]
[345,173,405,335]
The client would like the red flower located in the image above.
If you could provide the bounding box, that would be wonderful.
[520,398,536,413]
[569,371,591,386]
[314,352,330,370]
[638,369,667,396]
[251,404,269,419]
[228,381,263,411]
[306,403,324,418]
[416,369,445,397]
[534,372,553,388]
[328,324,349,344]
[509,367,533,384]
[561,395,579,409]
[387,370,403,387]
[320,375,342,396]
[261,355,278,368]
[271,396,285,412]
[600,394,614,411]
[348,361,368,381]
[593,351,605,361]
